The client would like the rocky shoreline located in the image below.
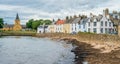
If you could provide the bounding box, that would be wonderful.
[36,33,120,64]
[61,38,120,64]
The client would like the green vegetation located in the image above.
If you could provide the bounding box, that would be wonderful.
[0,18,4,28]
[26,19,52,30]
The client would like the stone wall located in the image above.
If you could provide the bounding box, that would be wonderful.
[36,33,120,52]
[118,25,120,37]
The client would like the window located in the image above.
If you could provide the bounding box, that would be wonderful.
[115,16,118,19]
[94,22,97,26]
[93,28,97,33]
[101,21,103,26]
[88,22,90,27]
[109,22,111,27]
[88,28,90,32]
[72,27,73,30]
[79,25,81,29]
[56,28,57,30]
[59,28,61,31]
[83,25,85,28]
[75,27,76,31]
[109,28,112,34]
[105,21,107,26]
[100,28,103,33]
[105,28,107,33]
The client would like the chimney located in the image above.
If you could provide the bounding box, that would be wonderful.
[103,8,109,17]
[105,8,109,15]
[90,13,93,17]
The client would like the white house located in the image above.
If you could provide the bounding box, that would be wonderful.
[54,20,64,33]
[55,24,63,33]
[79,18,88,32]
[37,25,48,33]
[69,17,88,33]
[86,12,115,34]
[70,18,81,33]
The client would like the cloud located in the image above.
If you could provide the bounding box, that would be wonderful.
[0,0,120,25]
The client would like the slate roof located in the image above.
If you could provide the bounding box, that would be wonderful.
[16,13,20,20]
[71,17,81,24]
[89,15,103,22]
[109,13,120,26]
[3,24,14,28]
[80,18,88,24]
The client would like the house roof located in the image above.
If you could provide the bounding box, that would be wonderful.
[109,13,120,25]
[56,20,64,25]
[81,18,88,24]
[89,15,103,22]
[3,24,14,28]
[21,25,26,29]
[71,18,81,23]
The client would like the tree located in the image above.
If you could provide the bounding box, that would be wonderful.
[0,18,4,28]
[26,19,34,28]
[43,20,52,25]
[26,19,52,30]
[32,20,41,29]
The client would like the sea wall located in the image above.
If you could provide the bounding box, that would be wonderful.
[36,33,120,52]
[0,31,36,36]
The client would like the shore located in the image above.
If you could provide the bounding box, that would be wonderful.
[36,33,120,64]
[1,32,120,64]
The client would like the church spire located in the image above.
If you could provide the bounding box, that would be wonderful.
[16,13,19,20]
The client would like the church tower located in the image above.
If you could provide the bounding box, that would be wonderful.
[13,13,22,31]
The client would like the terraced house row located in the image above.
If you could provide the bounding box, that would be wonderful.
[37,9,120,34]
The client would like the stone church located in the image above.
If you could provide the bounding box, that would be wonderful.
[3,13,22,31]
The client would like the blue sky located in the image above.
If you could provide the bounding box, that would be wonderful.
[0,0,120,25]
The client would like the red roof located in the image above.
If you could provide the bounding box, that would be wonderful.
[56,20,64,25]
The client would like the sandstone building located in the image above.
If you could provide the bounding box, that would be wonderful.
[13,13,22,31]
[3,13,22,31]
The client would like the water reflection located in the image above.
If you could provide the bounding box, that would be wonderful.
[0,36,75,64]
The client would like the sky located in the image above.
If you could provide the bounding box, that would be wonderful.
[0,0,120,25]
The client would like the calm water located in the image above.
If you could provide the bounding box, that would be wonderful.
[0,36,75,64]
